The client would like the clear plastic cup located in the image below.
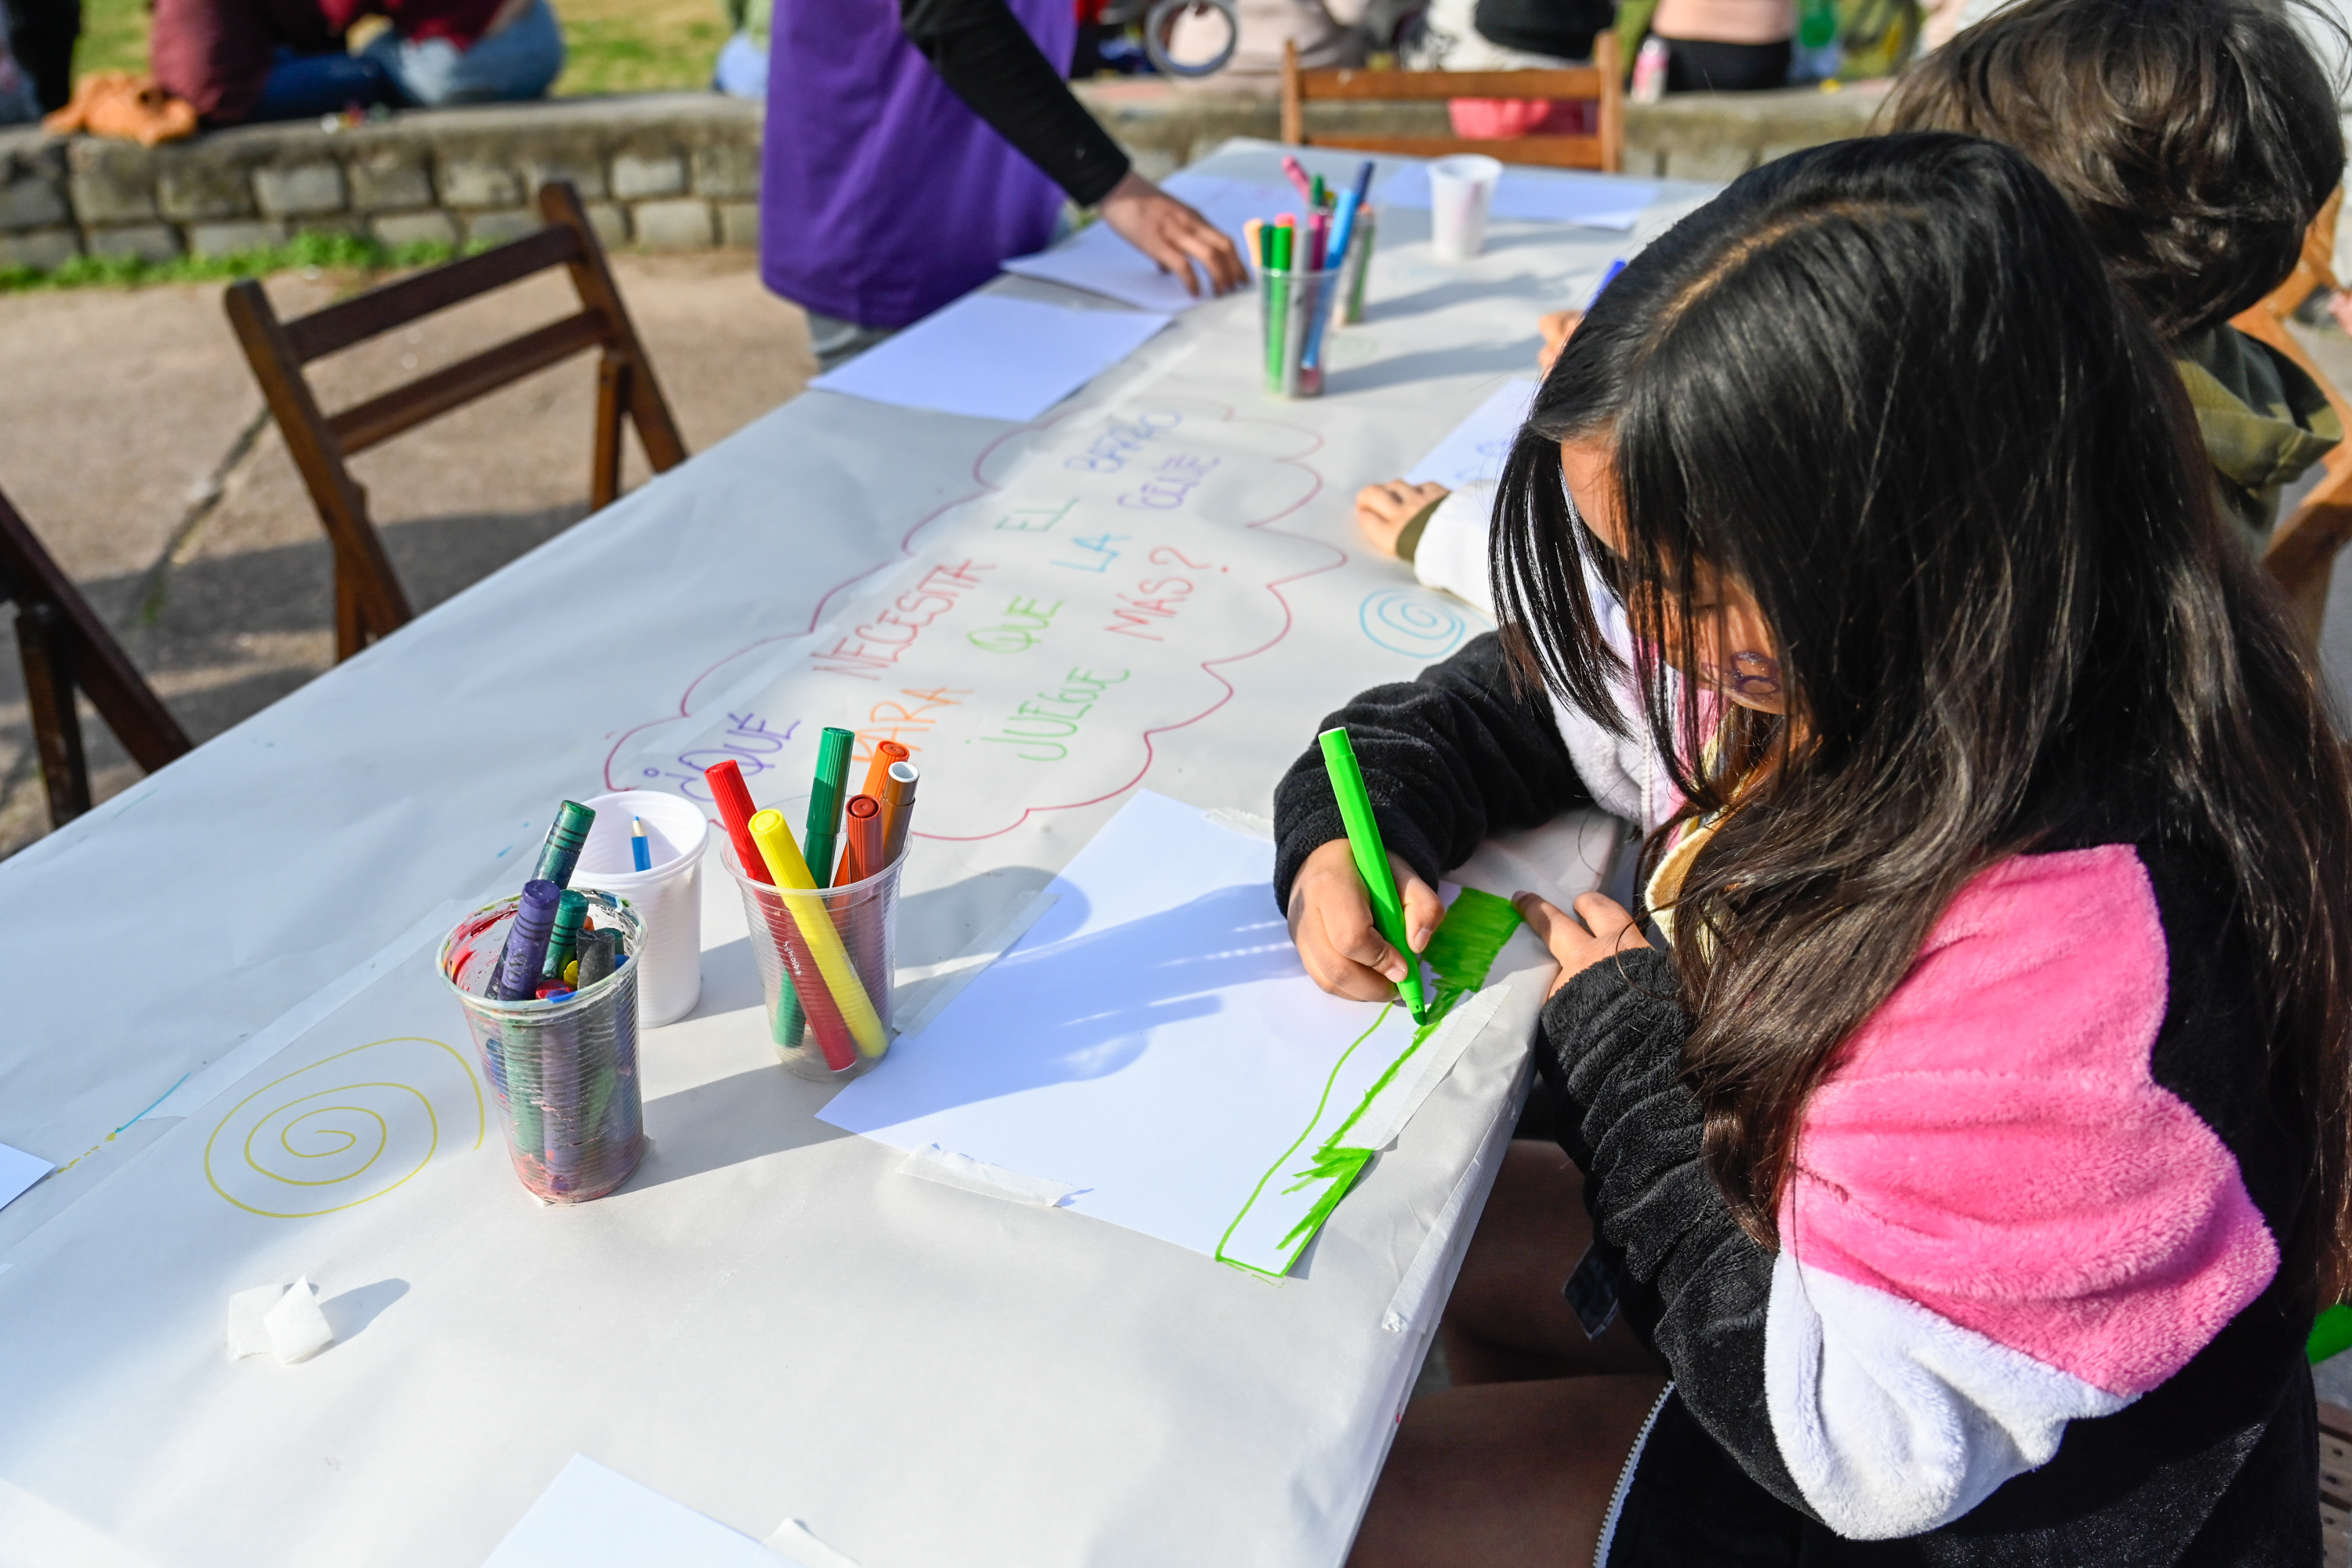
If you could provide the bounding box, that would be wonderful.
[1340,205,1378,325]
[720,840,903,1083]
[569,789,709,1026]
[1258,264,1340,398]
[1429,154,1502,260]
[439,891,644,1203]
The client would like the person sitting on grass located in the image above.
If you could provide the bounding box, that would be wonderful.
[1280,132,2352,1566]
[145,0,557,126]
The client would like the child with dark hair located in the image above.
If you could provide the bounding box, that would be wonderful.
[1365,0,2349,604]
[1879,0,2346,550]
[1280,133,2352,1564]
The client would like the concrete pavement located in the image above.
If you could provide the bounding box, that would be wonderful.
[0,249,815,859]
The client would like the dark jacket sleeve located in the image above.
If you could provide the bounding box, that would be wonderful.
[1541,949,1818,1520]
[899,0,1131,207]
[1271,631,1592,909]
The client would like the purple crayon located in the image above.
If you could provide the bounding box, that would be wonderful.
[493,879,562,1001]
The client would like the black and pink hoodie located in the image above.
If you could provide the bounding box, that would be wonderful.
[1272,631,2320,1566]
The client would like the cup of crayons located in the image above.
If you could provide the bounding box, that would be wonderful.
[440,799,645,1203]
[1247,155,1377,399]
[706,728,917,1083]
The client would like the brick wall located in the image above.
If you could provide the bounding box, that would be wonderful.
[0,93,761,271]
[0,81,1885,274]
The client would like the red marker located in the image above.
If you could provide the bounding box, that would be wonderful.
[704,760,859,1070]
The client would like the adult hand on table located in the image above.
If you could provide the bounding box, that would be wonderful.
[1098,169,1248,297]
[1355,479,1450,557]
[1288,838,1445,1003]
[1512,890,1650,996]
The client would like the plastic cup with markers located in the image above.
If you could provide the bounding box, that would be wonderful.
[440,887,644,1203]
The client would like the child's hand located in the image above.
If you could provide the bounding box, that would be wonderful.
[1537,308,1584,370]
[1287,838,1446,1003]
[1512,890,1651,996]
[1356,479,1450,557]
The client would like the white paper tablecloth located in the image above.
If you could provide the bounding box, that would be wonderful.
[0,143,1710,1568]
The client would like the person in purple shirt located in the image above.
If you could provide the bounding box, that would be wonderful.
[762,0,1247,367]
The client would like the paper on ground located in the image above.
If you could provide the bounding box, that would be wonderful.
[0,1141,53,1212]
[484,1455,809,1568]
[821,792,1515,1273]
[810,294,1171,423]
[1403,377,1538,491]
[1001,173,1298,312]
[1380,165,1659,230]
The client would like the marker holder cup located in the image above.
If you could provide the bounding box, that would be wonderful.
[568,789,709,1027]
[1340,205,1378,325]
[440,891,645,1204]
[1429,154,1502,261]
[1257,264,1340,400]
[720,841,904,1083]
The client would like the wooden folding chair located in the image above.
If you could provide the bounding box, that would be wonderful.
[1279,34,1624,174]
[224,181,688,662]
[1,482,191,828]
[2228,187,2352,644]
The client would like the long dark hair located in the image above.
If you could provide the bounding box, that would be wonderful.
[1878,0,2345,341]
[1494,134,2352,1297]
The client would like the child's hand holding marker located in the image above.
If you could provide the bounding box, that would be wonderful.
[1286,838,1444,1006]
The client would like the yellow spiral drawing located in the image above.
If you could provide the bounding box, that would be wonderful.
[205,1036,485,1218]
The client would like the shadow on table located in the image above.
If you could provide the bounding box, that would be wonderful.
[812,881,1305,1128]
[627,1065,856,1193]
[1335,339,1547,395]
[320,1277,410,1348]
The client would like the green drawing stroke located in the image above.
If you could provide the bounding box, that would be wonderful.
[1216,887,1524,1276]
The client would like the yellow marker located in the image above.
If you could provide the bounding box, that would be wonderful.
[747,809,889,1058]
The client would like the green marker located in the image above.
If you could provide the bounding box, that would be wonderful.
[775,726,857,1051]
[1265,220,1293,391]
[1318,726,1428,1022]
[533,800,595,889]
[542,889,589,980]
[803,727,856,886]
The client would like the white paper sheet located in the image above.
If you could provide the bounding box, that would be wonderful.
[1380,165,1659,231]
[1001,175,1303,312]
[820,792,1487,1272]
[810,295,1171,423]
[485,1456,806,1568]
[1403,378,1539,489]
[0,1141,53,1212]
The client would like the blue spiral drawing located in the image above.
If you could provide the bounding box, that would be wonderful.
[1359,589,1468,660]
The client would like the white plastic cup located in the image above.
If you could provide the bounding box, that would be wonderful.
[568,790,709,1026]
[1428,154,1502,261]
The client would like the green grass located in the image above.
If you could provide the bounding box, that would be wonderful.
[0,229,466,293]
[72,0,729,96]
